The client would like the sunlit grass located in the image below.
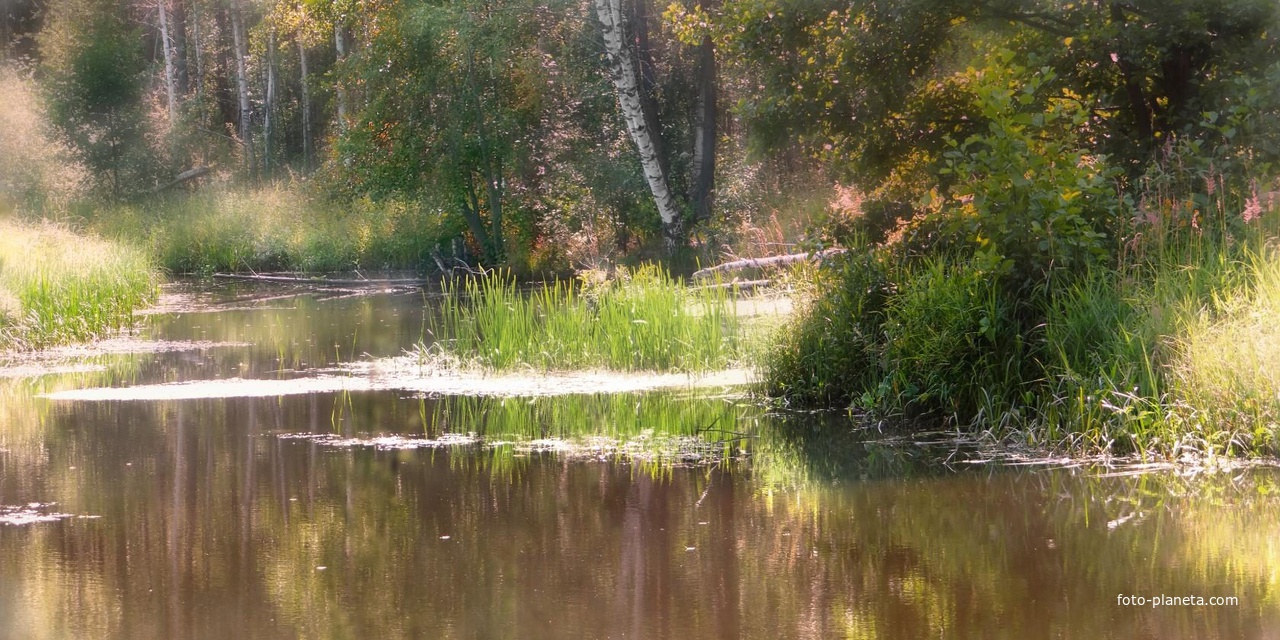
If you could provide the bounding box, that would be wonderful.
[0,219,159,349]
[424,265,742,372]
[86,185,458,274]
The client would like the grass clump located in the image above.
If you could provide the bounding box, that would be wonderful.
[0,218,158,349]
[425,265,741,372]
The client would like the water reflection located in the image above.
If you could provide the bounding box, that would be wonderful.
[0,391,1277,638]
[0,286,1278,638]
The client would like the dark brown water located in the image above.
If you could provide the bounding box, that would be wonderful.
[1,283,1278,639]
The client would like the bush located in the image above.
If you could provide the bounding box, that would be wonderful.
[763,250,889,406]
[880,258,1021,417]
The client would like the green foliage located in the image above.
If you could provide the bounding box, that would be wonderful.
[767,176,1280,456]
[881,258,1019,416]
[0,67,88,214]
[713,0,1280,194]
[927,59,1121,288]
[763,251,887,406]
[427,265,741,372]
[39,0,155,198]
[331,0,569,263]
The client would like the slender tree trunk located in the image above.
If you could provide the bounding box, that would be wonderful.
[172,0,188,95]
[631,0,667,179]
[690,32,716,224]
[595,0,682,246]
[158,0,178,122]
[485,156,503,260]
[466,47,504,262]
[333,19,348,134]
[229,0,254,175]
[264,29,276,177]
[191,0,204,105]
[1109,2,1154,144]
[298,36,312,173]
[460,172,493,259]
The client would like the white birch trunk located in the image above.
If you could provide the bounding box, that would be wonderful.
[264,29,276,176]
[334,22,348,134]
[299,36,312,172]
[594,0,682,242]
[229,0,254,173]
[158,0,178,122]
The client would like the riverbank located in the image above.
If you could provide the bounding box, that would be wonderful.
[764,202,1280,459]
[0,218,158,350]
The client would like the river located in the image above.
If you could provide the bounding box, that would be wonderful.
[0,282,1277,639]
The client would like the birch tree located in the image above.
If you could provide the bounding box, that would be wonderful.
[594,0,683,246]
[228,0,253,174]
[157,0,178,122]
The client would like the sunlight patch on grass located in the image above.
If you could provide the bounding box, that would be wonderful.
[0,219,158,349]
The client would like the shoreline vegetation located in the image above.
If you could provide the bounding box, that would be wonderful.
[0,219,158,350]
[766,186,1280,459]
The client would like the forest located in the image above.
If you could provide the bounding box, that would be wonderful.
[4,0,1280,454]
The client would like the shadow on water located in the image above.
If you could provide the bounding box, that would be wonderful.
[1,285,1279,638]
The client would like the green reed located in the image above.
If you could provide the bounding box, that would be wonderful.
[426,265,741,372]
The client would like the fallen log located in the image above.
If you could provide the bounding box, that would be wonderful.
[212,273,427,287]
[154,166,214,193]
[693,279,772,292]
[693,248,844,279]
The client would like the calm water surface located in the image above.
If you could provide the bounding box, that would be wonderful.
[1,282,1278,639]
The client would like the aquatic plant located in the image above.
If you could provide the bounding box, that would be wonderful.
[425,265,742,372]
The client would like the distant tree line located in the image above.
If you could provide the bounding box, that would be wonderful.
[3,0,1279,265]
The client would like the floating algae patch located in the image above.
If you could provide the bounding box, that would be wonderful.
[0,338,250,378]
[277,432,479,450]
[42,376,373,401]
[268,390,762,467]
[497,433,751,466]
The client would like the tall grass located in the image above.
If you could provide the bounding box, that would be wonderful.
[0,219,159,349]
[426,265,741,372]
[86,185,459,274]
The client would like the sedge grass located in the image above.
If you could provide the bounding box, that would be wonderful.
[425,265,741,372]
[0,219,159,349]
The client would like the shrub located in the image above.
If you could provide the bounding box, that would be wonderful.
[880,258,1021,417]
[763,250,889,406]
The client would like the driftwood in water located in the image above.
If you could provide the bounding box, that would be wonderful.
[693,279,771,292]
[155,166,214,192]
[212,273,427,287]
[693,248,844,279]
